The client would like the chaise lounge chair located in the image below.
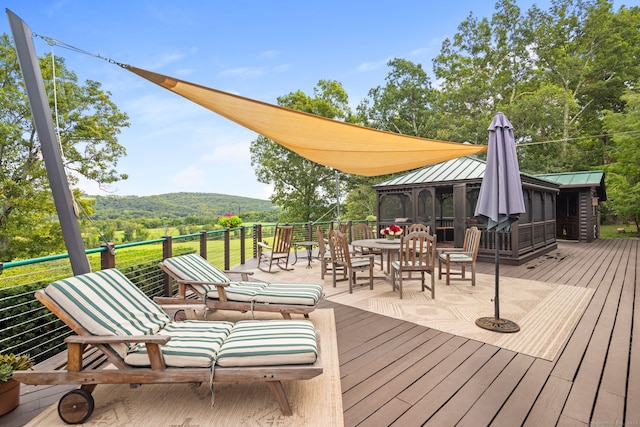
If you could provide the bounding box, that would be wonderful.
[156,253,324,319]
[11,268,322,424]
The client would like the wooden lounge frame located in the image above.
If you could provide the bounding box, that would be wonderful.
[13,288,323,422]
[156,254,324,320]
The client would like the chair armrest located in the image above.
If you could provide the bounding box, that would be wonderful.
[65,335,171,345]
[224,270,253,281]
[439,248,465,254]
[257,242,272,250]
[63,335,171,371]
[176,279,231,287]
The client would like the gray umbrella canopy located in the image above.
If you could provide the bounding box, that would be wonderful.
[475,112,525,333]
[475,112,526,230]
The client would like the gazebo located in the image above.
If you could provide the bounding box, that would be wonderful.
[373,156,560,265]
[536,171,606,242]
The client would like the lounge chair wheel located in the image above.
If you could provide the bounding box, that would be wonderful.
[174,309,187,321]
[58,388,94,424]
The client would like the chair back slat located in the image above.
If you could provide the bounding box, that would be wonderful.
[328,230,350,268]
[272,224,294,253]
[398,231,436,269]
[406,223,430,235]
[463,226,481,255]
[351,223,375,240]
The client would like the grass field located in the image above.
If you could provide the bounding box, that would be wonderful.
[600,223,639,239]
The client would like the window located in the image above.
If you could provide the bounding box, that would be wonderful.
[418,189,433,222]
[380,193,413,222]
[545,193,555,220]
[533,191,544,222]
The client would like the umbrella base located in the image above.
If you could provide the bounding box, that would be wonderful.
[475,317,520,333]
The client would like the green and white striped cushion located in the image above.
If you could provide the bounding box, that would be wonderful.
[45,269,172,358]
[439,253,473,262]
[163,254,267,300]
[125,320,234,367]
[216,320,318,367]
[255,283,324,306]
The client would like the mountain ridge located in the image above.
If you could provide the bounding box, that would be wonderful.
[87,192,276,220]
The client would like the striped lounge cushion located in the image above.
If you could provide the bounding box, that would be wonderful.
[45,269,171,358]
[162,254,267,301]
[125,320,234,367]
[254,283,324,306]
[216,320,318,367]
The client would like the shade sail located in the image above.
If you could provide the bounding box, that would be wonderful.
[124,66,486,176]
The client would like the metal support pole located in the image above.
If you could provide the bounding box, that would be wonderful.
[7,9,90,275]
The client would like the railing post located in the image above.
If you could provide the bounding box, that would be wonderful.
[254,224,262,259]
[200,230,208,259]
[162,235,172,296]
[100,242,115,270]
[240,226,246,265]
[224,228,231,270]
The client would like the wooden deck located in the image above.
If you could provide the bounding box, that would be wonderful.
[3,238,638,426]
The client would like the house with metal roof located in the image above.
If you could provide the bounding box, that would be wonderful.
[536,171,606,242]
[373,156,562,265]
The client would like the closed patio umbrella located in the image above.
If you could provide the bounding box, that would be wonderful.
[474,112,525,333]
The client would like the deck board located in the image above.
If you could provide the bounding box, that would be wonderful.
[3,238,638,427]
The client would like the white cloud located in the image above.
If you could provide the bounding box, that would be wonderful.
[172,165,205,188]
[260,50,280,58]
[352,59,388,73]
[218,66,268,79]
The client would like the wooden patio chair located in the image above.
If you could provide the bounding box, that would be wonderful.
[406,223,430,234]
[328,229,374,293]
[350,223,383,270]
[391,231,437,299]
[316,226,337,280]
[438,226,481,286]
[257,223,294,272]
[156,253,324,319]
[12,269,322,424]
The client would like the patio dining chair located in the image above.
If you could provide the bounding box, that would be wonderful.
[316,226,338,280]
[406,223,431,234]
[328,229,374,293]
[257,223,294,272]
[391,231,437,299]
[351,223,383,270]
[438,226,481,286]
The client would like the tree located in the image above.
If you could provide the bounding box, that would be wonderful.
[250,80,354,223]
[0,34,129,260]
[602,83,640,231]
[522,0,639,171]
[357,58,437,137]
[432,0,537,145]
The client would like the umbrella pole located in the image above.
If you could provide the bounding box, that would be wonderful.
[475,228,520,333]
[495,230,500,319]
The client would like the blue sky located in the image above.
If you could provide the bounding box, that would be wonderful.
[2,1,635,200]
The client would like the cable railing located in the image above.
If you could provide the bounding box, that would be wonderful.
[0,220,366,363]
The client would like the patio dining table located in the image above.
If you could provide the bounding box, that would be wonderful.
[351,238,401,275]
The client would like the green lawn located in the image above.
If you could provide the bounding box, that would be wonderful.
[600,223,639,239]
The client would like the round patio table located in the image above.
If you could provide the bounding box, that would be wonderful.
[351,238,401,275]
[292,240,318,268]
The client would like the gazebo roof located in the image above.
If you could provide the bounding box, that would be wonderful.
[536,170,606,200]
[373,156,557,190]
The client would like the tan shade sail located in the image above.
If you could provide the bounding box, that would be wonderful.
[125,66,487,176]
